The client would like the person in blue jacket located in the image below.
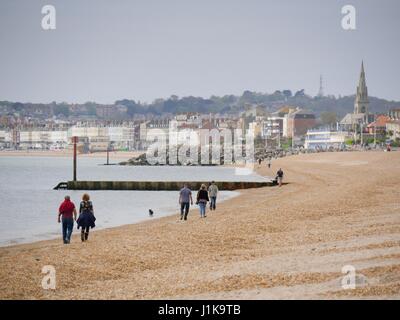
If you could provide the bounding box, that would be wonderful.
[77,193,96,242]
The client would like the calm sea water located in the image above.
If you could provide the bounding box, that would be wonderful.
[0,156,268,246]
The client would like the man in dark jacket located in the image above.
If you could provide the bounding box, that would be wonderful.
[276,168,284,187]
[179,184,193,221]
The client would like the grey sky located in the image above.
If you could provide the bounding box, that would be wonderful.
[0,0,399,104]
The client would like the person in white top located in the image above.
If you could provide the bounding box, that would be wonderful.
[208,181,219,211]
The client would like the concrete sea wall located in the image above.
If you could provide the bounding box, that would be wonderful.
[66,180,275,191]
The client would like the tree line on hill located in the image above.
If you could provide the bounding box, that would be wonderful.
[116,90,400,118]
[2,89,399,119]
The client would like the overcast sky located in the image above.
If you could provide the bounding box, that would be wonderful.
[0,0,399,104]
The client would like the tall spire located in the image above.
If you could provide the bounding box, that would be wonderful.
[354,61,369,114]
[358,60,366,89]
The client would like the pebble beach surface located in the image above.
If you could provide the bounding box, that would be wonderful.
[0,151,399,299]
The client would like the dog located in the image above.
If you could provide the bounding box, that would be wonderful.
[149,209,154,217]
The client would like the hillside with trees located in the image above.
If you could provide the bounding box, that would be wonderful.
[2,89,400,120]
[116,90,400,117]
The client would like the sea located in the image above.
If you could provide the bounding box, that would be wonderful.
[0,155,269,246]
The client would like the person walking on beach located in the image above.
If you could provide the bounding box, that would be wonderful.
[77,193,96,242]
[268,158,271,169]
[208,181,219,211]
[276,168,284,187]
[179,184,193,221]
[196,184,210,218]
[58,196,77,244]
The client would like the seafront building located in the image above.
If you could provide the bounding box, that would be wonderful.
[388,108,400,120]
[386,108,400,140]
[0,130,12,148]
[304,129,348,150]
[286,109,317,137]
[14,130,68,150]
[68,124,135,151]
[366,115,391,135]
[0,123,136,151]
[260,106,317,140]
[261,116,284,138]
[386,120,400,140]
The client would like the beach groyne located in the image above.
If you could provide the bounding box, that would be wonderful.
[55,180,275,191]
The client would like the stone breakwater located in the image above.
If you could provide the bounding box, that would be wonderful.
[118,148,340,166]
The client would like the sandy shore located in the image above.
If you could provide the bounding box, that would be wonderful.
[0,150,142,159]
[0,151,399,299]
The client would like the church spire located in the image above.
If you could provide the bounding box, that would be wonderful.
[354,61,369,114]
[358,60,366,89]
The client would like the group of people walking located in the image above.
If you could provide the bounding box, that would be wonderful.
[57,170,282,243]
[57,182,219,242]
[179,181,219,220]
[58,194,96,244]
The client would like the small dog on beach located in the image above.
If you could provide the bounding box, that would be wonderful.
[149,209,154,217]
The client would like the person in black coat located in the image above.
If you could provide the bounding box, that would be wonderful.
[196,184,209,218]
[77,193,96,242]
[276,168,284,187]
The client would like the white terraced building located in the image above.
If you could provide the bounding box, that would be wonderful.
[1,125,135,151]
[107,126,135,150]
[1,130,68,149]
[19,130,68,149]
[304,130,349,150]
[68,125,135,151]
[0,130,12,147]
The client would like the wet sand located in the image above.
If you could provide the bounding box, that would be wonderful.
[0,151,399,299]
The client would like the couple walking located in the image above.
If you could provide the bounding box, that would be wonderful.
[179,181,219,220]
[58,194,96,244]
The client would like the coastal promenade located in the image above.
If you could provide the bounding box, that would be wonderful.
[0,151,399,299]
